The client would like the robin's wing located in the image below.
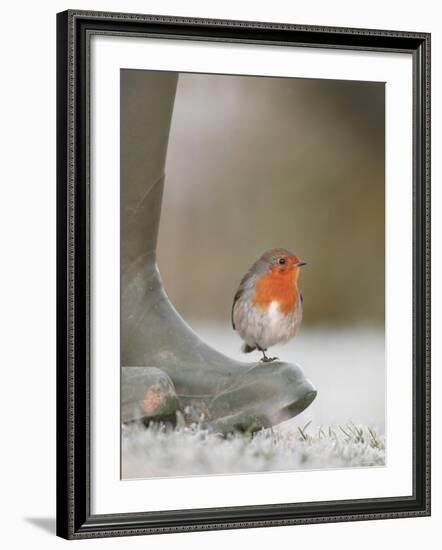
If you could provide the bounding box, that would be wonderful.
[231,270,257,330]
[231,288,241,330]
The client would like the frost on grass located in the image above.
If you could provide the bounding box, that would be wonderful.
[122,420,385,479]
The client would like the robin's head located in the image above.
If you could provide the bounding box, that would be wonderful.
[259,248,307,275]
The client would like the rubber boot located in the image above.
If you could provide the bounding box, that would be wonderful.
[121,69,317,433]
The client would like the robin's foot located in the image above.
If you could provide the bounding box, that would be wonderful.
[260,350,279,363]
[260,356,279,363]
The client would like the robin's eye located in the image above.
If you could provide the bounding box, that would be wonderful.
[278,258,286,265]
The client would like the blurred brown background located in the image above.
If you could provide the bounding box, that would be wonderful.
[156,72,385,327]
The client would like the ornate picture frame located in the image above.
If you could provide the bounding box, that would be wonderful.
[56,10,430,539]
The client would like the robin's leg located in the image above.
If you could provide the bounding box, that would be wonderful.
[259,348,278,363]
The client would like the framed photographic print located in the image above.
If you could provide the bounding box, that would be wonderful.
[56,10,431,539]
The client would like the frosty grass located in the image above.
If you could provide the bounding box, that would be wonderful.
[122,420,385,479]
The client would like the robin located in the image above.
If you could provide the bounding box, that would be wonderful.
[231,248,307,362]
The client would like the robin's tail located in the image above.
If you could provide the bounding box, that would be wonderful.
[241,343,256,354]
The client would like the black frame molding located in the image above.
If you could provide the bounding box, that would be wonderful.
[56,10,431,539]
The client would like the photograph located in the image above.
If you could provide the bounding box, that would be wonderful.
[120,68,386,479]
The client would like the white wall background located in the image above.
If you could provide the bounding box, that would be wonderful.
[0,0,439,548]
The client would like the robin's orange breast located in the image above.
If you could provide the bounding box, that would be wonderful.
[252,267,298,315]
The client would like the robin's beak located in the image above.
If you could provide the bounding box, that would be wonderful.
[297,260,307,267]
